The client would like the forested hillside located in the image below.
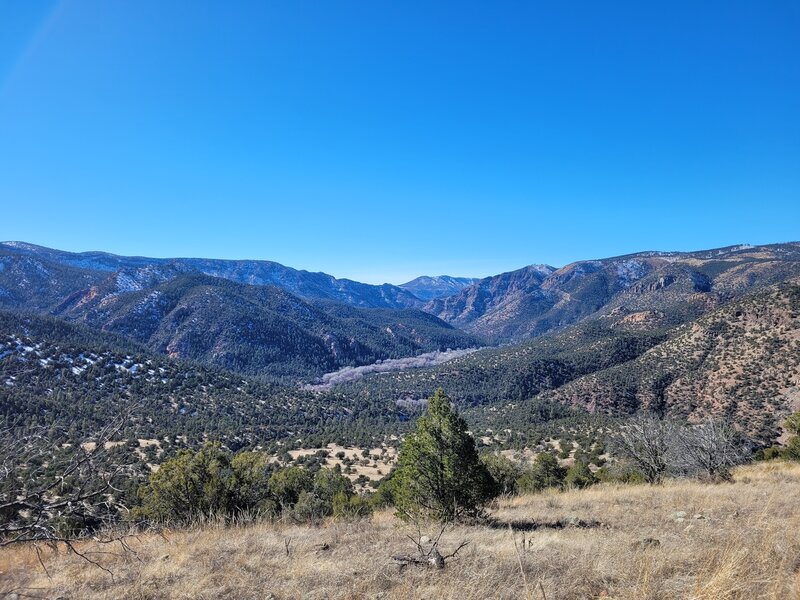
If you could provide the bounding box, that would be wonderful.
[0,311,415,448]
[3,241,800,452]
[51,274,478,380]
[0,243,478,381]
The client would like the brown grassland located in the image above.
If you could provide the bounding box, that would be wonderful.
[2,461,799,600]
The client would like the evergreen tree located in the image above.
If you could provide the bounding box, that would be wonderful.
[782,413,800,460]
[134,443,236,524]
[517,451,567,493]
[565,458,598,489]
[392,389,497,521]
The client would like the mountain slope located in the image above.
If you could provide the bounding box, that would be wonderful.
[50,273,478,380]
[538,283,800,443]
[399,275,479,300]
[329,317,668,411]
[427,243,800,342]
[0,242,422,309]
[0,310,326,446]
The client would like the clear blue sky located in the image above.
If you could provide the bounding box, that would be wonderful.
[1,1,798,284]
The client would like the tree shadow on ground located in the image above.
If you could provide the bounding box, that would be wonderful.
[486,518,607,531]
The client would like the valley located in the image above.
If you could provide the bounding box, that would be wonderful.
[3,240,800,454]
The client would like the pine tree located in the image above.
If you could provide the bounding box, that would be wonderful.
[392,389,497,521]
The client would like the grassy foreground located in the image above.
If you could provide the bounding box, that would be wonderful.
[2,461,799,600]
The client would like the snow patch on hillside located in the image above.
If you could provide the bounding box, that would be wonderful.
[116,272,144,293]
[615,260,648,286]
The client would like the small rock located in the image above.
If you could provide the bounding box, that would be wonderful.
[672,511,687,522]
[159,554,170,561]
[693,514,706,520]
[631,537,660,550]
[420,536,431,544]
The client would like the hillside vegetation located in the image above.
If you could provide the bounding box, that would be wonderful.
[3,461,798,600]
[0,244,476,381]
[3,242,800,458]
[54,274,478,380]
[0,311,409,448]
[542,284,800,444]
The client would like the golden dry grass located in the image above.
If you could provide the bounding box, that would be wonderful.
[2,461,800,600]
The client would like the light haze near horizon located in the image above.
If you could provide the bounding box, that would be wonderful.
[1,1,798,284]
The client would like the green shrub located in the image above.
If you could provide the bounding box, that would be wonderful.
[784,413,800,461]
[268,466,313,511]
[333,492,373,520]
[517,452,566,494]
[754,446,784,461]
[134,443,237,524]
[565,459,598,489]
[292,490,329,524]
[480,454,524,496]
[312,466,353,508]
[230,451,275,514]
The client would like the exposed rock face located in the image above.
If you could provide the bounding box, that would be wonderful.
[633,275,676,294]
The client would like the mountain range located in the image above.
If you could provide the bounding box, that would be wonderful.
[2,240,800,449]
[0,243,477,381]
[425,243,800,342]
[0,241,424,310]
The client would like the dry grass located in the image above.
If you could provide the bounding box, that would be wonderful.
[2,461,800,600]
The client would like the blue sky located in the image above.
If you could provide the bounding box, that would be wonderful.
[1,1,798,284]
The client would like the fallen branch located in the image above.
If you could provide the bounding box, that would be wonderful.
[392,520,469,571]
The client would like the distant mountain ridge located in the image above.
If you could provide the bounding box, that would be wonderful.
[426,243,800,342]
[0,243,477,380]
[0,242,422,310]
[399,275,480,300]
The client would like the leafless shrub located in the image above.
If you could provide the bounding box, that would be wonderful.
[611,414,681,483]
[676,419,750,481]
[0,414,137,576]
[613,414,752,484]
